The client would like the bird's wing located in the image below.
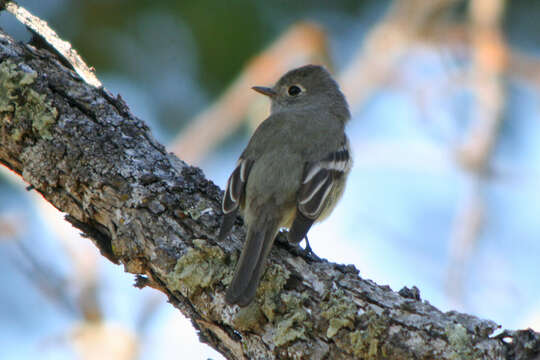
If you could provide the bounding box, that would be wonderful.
[218,158,254,241]
[289,139,351,243]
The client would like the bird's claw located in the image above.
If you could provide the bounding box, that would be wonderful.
[301,236,321,261]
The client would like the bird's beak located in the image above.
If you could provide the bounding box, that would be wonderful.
[252,86,276,97]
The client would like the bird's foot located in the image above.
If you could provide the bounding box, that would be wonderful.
[276,232,322,262]
[301,236,321,261]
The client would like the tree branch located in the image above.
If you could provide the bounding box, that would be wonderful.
[0,22,538,360]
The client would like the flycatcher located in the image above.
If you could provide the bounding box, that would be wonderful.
[219,64,352,306]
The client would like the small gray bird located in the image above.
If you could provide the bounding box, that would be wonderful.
[219,64,352,306]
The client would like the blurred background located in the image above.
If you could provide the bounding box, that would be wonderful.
[1,0,540,358]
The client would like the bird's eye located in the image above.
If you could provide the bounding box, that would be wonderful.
[288,85,302,96]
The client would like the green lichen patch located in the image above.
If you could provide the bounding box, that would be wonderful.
[257,264,289,322]
[445,323,481,360]
[321,289,357,338]
[0,60,58,141]
[272,292,311,347]
[232,302,266,332]
[167,239,231,298]
[1,61,30,112]
[231,264,311,341]
[19,88,58,139]
[234,264,312,347]
[347,309,390,359]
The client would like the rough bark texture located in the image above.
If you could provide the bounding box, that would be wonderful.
[0,27,539,360]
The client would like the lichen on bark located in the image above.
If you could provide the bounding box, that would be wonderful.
[0,59,58,141]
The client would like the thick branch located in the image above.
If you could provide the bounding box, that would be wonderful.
[0,28,538,360]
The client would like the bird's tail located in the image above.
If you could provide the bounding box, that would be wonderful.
[225,217,279,306]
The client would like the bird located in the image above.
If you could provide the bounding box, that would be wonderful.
[218,64,352,307]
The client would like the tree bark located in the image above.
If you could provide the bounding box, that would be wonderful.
[0,22,539,360]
